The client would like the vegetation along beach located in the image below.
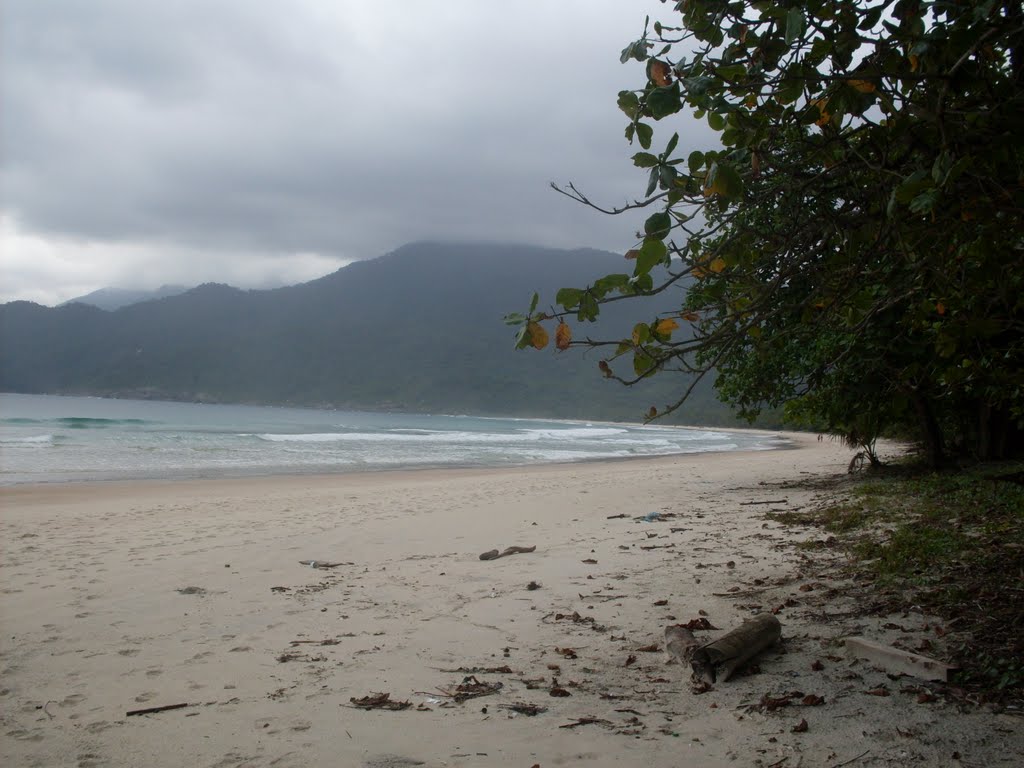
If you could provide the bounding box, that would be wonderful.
[2,0,1023,767]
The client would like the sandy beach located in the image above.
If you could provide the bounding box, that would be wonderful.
[2,433,1021,767]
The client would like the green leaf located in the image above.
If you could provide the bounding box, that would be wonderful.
[504,312,526,326]
[528,292,539,315]
[636,122,654,149]
[647,83,682,119]
[592,274,631,295]
[617,90,640,119]
[635,238,667,276]
[632,152,660,168]
[785,7,805,44]
[688,150,706,174]
[664,132,679,157]
[707,111,726,131]
[646,167,659,197]
[555,287,583,309]
[704,161,744,199]
[644,211,672,239]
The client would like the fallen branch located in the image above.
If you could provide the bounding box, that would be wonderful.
[740,499,788,506]
[349,692,411,711]
[479,545,537,561]
[126,702,190,717]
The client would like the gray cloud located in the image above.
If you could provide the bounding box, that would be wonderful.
[1,0,715,304]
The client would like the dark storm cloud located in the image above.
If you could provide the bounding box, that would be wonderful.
[1,0,716,303]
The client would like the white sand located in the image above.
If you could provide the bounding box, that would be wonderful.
[1,433,1020,767]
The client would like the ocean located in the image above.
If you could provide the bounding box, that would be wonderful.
[0,393,787,485]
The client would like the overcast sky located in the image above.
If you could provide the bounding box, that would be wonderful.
[1,0,708,306]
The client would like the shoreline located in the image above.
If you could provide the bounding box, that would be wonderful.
[3,435,1016,767]
[0,423,802,491]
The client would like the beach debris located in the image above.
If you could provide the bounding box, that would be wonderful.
[526,580,542,591]
[126,702,191,717]
[690,613,782,684]
[549,683,572,697]
[555,647,578,659]
[559,717,612,729]
[433,676,503,703]
[478,545,536,561]
[844,636,958,682]
[270,586,290,593]
[606,513,629,519]
[175,586,207,596]
[288,638,341,646]
[276,652,327,663]
[501,702,547,716]
[635,643,660,653]
[641,511,661,522]
[740,499,788,505]
[350,693,412,711]
[438,665,513,674]
[298,560,348,569]
[581,558,598,564]
[541,610,607,632]
[792,718,809,733]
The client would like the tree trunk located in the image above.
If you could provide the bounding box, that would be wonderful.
[912,392,945,468]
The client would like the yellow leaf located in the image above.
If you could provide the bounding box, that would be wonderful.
[847,78,876,93]
[680,310,700,322]
[710,257,727,273]
[813,98,831,126]
[625,249,640,260]
[647,406,657,420]
[649,60,672,87]
[598,360,612,377]
[909,54,919,72]
[527,321,548,350]
[655,318,679,336]
[936,302,946,316]
[555,321,572,350]
[692,265,708,279]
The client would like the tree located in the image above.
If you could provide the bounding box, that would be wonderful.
[509,0,1024,465]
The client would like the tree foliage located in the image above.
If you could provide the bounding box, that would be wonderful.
[510,0,1024,465]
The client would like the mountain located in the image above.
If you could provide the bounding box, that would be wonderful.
[0,242,743,424]
[60,284,190,311]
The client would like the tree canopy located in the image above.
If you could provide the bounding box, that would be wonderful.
[509,0,1024,465]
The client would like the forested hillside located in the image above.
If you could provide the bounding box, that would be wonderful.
[0,242,747,425]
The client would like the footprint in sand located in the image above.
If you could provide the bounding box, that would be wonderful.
[145,668,163,678]
[133,692,156,703]
[118,649,140,657]
[61,693,86,708]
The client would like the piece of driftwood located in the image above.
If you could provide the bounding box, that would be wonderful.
[298,560,346,569]
[665,625,700,664]
[690,613,782,684]
[479,545,536,561]
[740,499,788,505]
[844,636,958,682]
[126,702,190,717]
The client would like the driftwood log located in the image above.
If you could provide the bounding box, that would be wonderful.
[690,613,782,684]
[664,625,700,664]
[844,636,958,682]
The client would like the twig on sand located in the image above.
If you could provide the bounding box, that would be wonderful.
[559,717,612,729]
[834,750,870,767]
[740,499,788,506]
[126,703,191,717]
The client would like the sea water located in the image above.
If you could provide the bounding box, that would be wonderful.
[0,393,787,485]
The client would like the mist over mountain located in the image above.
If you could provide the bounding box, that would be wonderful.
[60,285,191,311]
[1,242,742,424]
